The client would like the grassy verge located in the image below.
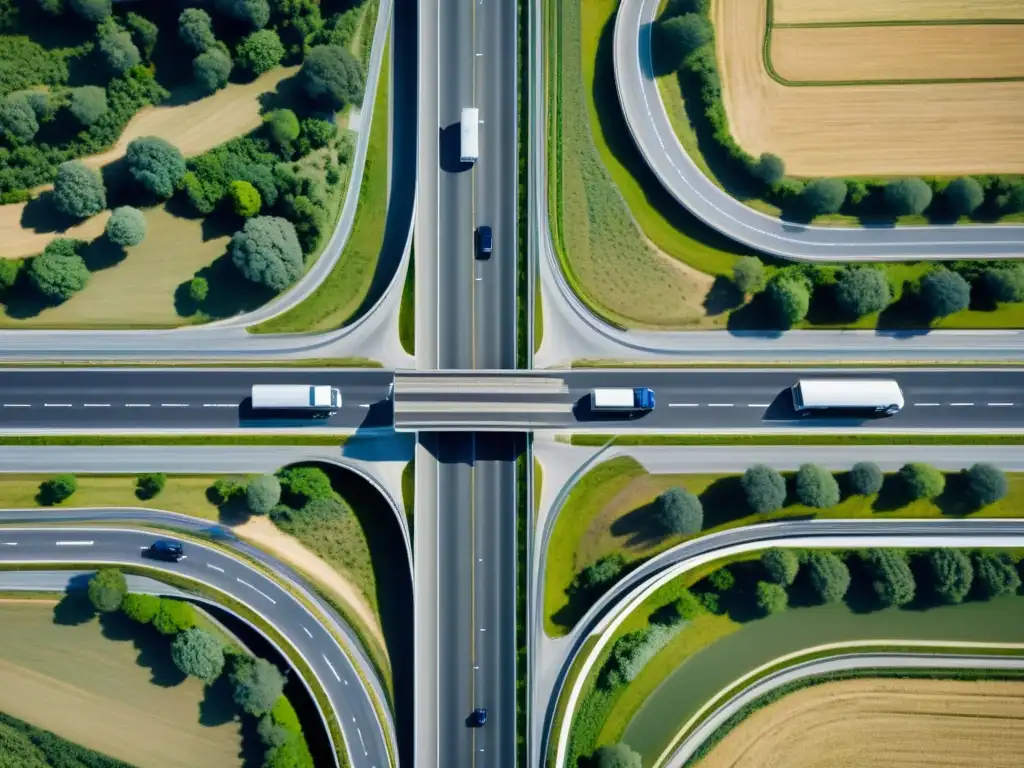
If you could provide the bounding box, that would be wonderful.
[401,459,415,526]
[544,459,1024,636]
[0,435,351,446]
[0,359,381,368]
[516,448,528,767]
[570,360,1024,369]
[399,247,415,355]
[534,457,544,515]
[251,33,392,334]
[569,434,1024,446]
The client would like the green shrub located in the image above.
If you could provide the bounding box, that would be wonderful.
[761,548,799,586]
[847,461,884,495]
[53,160,105,218]
[805,551,850,604]
[237,28,285,75]
[179,8,216,52]
[259,696,314,768]
[171,628,225,683]
[87,567,126,612]
[277,465,334,504]
[247,474,282,514]
[0,258,20,291]
[741,464,786,513]
[265,108,300,147]
[944,176,984,217]
[567,554,627,607]
[216,0,270,29]
[189,276,209,303]
[963,463,1008,508]
[126,136,186,199]
[800,178,846,216]
[124,12,158,60]
[212,476,247,504]
[835,267,891,318]
[793,463,840,508]
[755,580,788,615]
[862,549,915,607]
[38,473,77,504]
[193,48,232,94]
[766,277,810,328]
[29,239,90,301]
[135,472,165,499]
[230,179,262,217]
[981,265,1024,303]
[69,0,111,24]
[732,255,764,294]
[301,44,364,110]
[752,153,785,187]
[652,486,703,535]
[973,551,1020,598]
[69,86,108,127]
[602,622,683,689]
[0,97,38,144]
[884,177,932,216]
[658,13,712,71]
[706,566,735,593]
[925,549,973,605]
[230,215,303,291]
[153,598,197,635]
[591,741,643,768]
[98,19,141,75]
[230,656,285,716]
[898,462,945,500]
[105,205,147,246]
[120,592,160,624]
[920,268,971,319]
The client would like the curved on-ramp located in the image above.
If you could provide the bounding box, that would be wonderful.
[613,0,1024,261]
[0,526,391,768]
[541,519,1024,767]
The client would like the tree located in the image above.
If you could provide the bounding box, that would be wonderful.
[794,463,840,508]
[154,598,197,635]
[29,239,90,301]
[121,592,160,624]
[124,12,158,59]
[732,255,765,294]
[265,108,300,146]
[301,44,364,110]
[37,0,64,16]
[920,268,971,319]
[98,19,141,75]
[981,265,1024,304]
[944,176,984,217]
[707,566,735,593]
[884,177,933,216]
[179,8,216,52]
[135,472,166,499]
[862,549,915,608]
[963,463,1008,509]
[230,656,285,716]
[189,276,209,303]
[569,554,626,605]
[847,461,884,496]
[247,474,282,515]
[973,551,1021,599]
[1002,184,1024,215]
[87,568,126,612]
[762,548,799,586]
[299,117,336,150]
[592,742,643,768]
[658,13,712,70]
[53,160,106,218]
[806,551,851,604]
[766,277,810,328]
[899,462,945,501]
[231,216,304,291]
[652,486,703,535]
[741,464,787,513]
[277,465,334,504]
[68,0,110,23]
[105,206,147,247]
[171,628,225,683]
[926,549,974,605]
[835,267,892,318]
[194,48,232,94]
[126,137,186,199]
[22,91,54,122]
[230,180,262,217]
[237,29,284,75]
[69,86,107,126]
[0,260,20,292]
[755,581,788,615]
[38,472,78,504]
[800,178,847,216]
[752,152,785,187]
[216,0,270,29]
[0,97,39,143]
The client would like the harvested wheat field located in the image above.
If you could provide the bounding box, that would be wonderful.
[771,24,1024,83]
[773,0,1024,25]
[699,677,1024,768]
[715,0,1024,175]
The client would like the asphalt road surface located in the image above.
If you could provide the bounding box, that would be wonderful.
[0,527,390,768]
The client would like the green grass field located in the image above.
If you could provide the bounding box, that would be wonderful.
[253,35,392,334]
[544,458,1024,636]
[0,599,252,767]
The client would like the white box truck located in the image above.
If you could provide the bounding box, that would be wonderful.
[251,385,342,416]
[461,107,479,163]
[590,388,656,412]
[791,379,903,416]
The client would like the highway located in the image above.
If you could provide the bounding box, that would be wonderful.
[0,526,391,768]
[613,0,1024,261]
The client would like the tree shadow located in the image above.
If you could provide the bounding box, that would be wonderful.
[608,499,667,549]
[256,71,311,116]
[698,476,750,529]
[206,482,252,525]
[702,275,743,316]
[199,671,241,727]
[52,591,95,626]
[19,193,82,235]
[97,610,186,687]
[726,291,779,331]
[174,254,276,321]
[871,474,910,512]
[80,237,127,271]
[935,471,975,516]
[876,285,930,331]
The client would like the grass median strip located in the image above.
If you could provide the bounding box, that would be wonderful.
[569,434,1024,446]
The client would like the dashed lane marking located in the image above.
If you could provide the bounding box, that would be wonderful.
[988,402,1015,407]
[55,541,93,546]
[950,402,975,407]
[125,403,150,408]
[668,403,698,408]
[83,403,110,408]
[236,578,276,604]
[914,403,940,407]
[44,403,72,408]
[1,404,29,408]
[160,403,189,408]
[322,655,341,682]
[302,625,313,638]
[206,563,225,573]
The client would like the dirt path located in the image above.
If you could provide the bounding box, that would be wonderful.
[231,517,386,649]
[701,676,1024,768]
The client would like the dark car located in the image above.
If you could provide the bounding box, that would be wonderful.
[149,540,184,562]
[468,708,488,727]
[477,226,492,257]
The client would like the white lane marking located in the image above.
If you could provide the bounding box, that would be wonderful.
[56,541,93,546]
[746,403,769,408]
[202,403,236,408]
[302,625,313,638]
[356,727,368,755]
[2,404,29,408]
[914,402,940,407]
[988,402,1015,407]
[44,403,72,408]
[125,403,150,408]
[161,403,189,408]
[3,542,17,546]
[83,403,110,408]
[358,404,370,408]
[480,627,486,632]
[668,403,698,408]
[950,402,975,407]
[236,578,276,604]
[707,403,734,407]
[322,655,341,682]
[206,563,225,573]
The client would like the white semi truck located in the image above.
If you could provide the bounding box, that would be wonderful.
[251,385,342,416]
[461,107,479,163]
[791,379,903,416]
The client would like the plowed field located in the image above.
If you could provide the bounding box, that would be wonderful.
[773,0,1024,25]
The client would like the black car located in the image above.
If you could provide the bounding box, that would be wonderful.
[469,708,488,727]
[149,540,184,562]
[477,226,492,257]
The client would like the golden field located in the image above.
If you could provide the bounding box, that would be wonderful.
[715,0,1024,175]
[773,0,1024,25]
[699,677,1024,768]
[771,24,1024,83]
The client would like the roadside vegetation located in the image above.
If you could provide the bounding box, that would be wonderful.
[0,0,376,329]
[546,0,1024,331]
[545,456,1017,635]
[565,545,1024,767]
[0,710,131,768]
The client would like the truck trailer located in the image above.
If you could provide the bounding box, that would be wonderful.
[590,387,656,412]
[461,107,479,163]
[251,385,342,416]
[791,379,903,415]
